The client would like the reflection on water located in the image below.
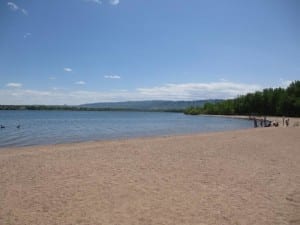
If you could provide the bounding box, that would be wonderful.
[0,111,252,148]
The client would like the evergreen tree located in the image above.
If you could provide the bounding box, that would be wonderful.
[185,81,300,117]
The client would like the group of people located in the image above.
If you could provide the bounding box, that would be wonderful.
[253,117,271,128]
[253,116,290,128]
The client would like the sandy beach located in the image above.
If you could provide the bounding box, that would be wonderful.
[0,127,299,225]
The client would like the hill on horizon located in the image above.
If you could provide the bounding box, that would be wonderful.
[80,100,222,111]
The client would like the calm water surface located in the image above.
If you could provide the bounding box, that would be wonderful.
[0,111,252,148]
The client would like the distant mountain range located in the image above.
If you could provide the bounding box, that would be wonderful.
[0,100,222,112]
[81,100,222,112]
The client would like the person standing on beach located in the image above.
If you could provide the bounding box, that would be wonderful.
[260,119,263,127]
[263,116,267,127]
[254,118,258,128]
[286,118,290,127]
[282,116,285,127]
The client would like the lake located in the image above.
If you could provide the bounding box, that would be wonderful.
[0,110,252,148]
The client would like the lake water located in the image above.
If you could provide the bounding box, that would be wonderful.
[0,111,252,148]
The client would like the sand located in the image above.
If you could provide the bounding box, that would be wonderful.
[0,127,299,225]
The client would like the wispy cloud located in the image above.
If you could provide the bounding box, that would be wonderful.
[21,8,28,15]
[6,83,23,88]
[7,2,18,11]
[219,78,228,82]
[49,76,56,80]
[24,32,31,38]
[64,68,72,72]
[109,0,120,5]
[0,81,263,105]
[279,79,292,88]
[83,0,119,6]
[104,75,121,79]
[84,0,102,4]
[0,88,129,105]
[7,2,28,15]
[75,81,86,85]
[137,82,261,100]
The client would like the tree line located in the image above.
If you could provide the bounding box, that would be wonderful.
[0,104,184,112]
[0,105,101,111]
[184,80,300,117]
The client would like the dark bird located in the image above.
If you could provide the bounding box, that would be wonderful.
[0,125,5,129]
[17,125,21,129]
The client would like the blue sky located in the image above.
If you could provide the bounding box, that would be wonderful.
[0,0,299,105]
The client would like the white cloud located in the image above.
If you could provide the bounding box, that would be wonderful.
[7,2,28,15]
[64,68,72,72]
[75,81,86,85]
[24,32,31,38]
[6,83,23,88]
[0,88,129,105]
[279,79,292,88]
[219,78,228,82]
[137,82,261,100]
[0,81,263,105]
[109,0,120,5]
[21,8,28,15]
[7,2,18,11]
[104,75,121,79]
[85,0,102,4]
[49,76,56,80]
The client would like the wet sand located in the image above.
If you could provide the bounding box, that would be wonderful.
[0,127,299,225]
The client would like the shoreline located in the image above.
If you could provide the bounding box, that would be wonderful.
[202,114,300,127]
[1,127,299,224]
[0,127,254,152]
[0,122,297,153]
[2,114,299,150]
[0,112,254,149]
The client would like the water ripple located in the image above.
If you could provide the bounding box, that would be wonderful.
[0,111,252,148]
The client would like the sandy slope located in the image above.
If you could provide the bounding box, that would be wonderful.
[0,127,299,225]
